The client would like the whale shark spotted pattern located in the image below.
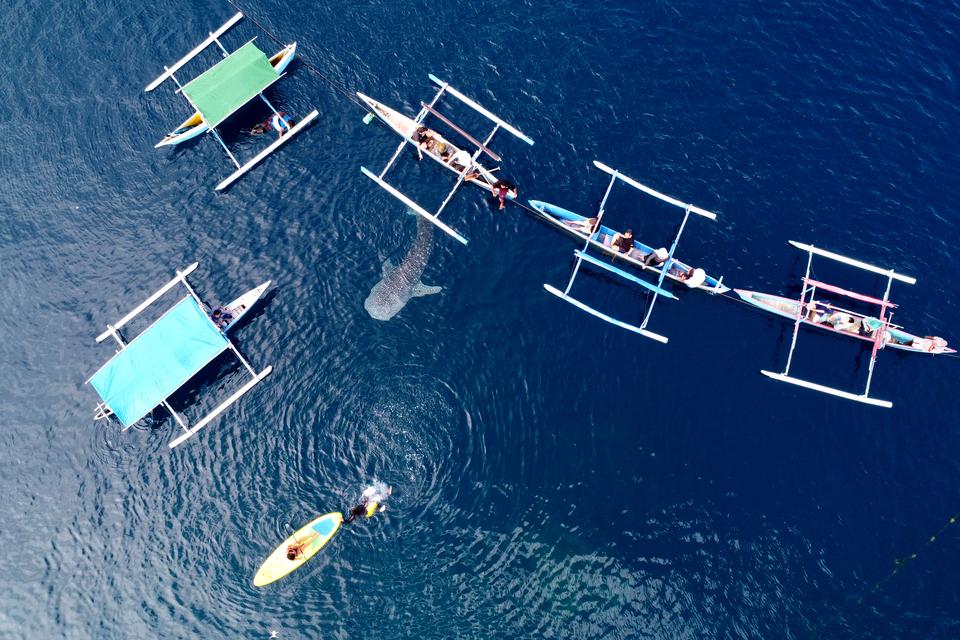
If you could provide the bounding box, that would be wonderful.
[364,212,441,321]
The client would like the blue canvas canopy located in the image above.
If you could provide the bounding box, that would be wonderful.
[89,296,228,427]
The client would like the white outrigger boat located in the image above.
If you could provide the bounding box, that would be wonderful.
[145,12,319,190]
[87,263,272,449]
[542,161,721,344]
[359,74,534,245]
[757,241,943,408]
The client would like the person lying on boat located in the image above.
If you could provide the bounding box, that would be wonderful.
[490,179,517,210]
[344,483,392,524]
[566,217,601,235]
[210,306,234,330]
[643,247,669,267]
[286,530,321,561]
[826,311,861,333]
[912,336,949,352]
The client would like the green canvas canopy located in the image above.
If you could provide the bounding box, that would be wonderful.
[182,41,279,128]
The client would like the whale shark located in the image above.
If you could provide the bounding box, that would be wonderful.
[364,212,442,321]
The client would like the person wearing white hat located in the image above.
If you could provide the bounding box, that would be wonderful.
[643,247,669,267]
[678,266,707,288]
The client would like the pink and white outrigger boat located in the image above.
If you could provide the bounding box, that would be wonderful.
[750,241,952,409]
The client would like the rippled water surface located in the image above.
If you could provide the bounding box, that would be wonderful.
[2,0,959,638]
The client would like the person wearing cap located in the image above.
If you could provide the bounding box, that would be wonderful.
[643,247,669,267]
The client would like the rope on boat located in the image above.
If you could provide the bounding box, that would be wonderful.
[225,0,369,113]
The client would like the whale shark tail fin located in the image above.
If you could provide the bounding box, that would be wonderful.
[412,282,442,297]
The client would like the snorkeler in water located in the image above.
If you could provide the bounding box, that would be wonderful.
[344,482,392,524]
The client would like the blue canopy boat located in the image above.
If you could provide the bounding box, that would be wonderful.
[88,262,272,449]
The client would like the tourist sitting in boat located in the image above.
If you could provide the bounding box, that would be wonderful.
[677,265,707,288]
[643,247,669,267]
[826,311,860,333]
[610,229,634,254]
[413,126,437,160]
[567,217,601,235]
[490,179,517,210]
[210,306,234,330]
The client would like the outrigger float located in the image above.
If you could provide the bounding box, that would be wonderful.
[87,263,272,449]
[145,12,319,191]
[541,161,723,344]
[358,74,534,245]
[754,241,952,408]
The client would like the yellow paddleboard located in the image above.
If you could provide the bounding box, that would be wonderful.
[253,512,343,587]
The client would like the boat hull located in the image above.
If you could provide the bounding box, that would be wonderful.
[735,289,955,354]
[155,44,297,148]
[529,199,729,294]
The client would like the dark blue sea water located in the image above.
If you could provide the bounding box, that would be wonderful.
[2,0,959,637]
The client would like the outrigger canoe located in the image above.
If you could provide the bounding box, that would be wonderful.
[156,44,298,148]
[357,93,506,197]
[530,199,729,294]
[737,288,954,354]
[253,513,343,587]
